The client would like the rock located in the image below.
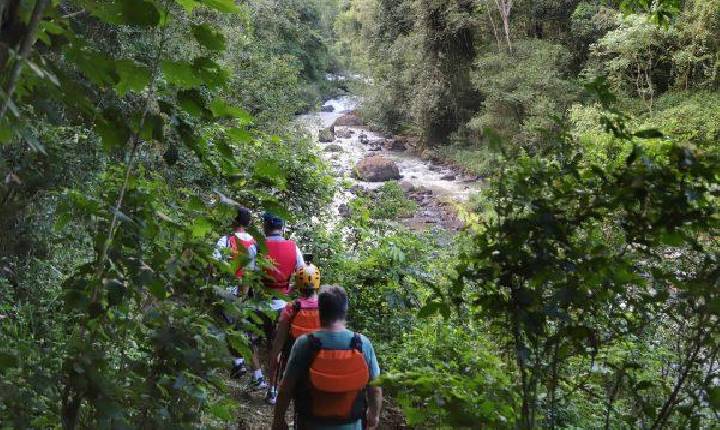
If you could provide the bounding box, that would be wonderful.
[360,138,370,145]
[358,133,368,140]
[441,174,457,181]
[369,145,382,152]
[385,138,407,151]
[353,156,401,182]
[384,132,393,139]
[332,112,363,128]
[338,204,351,218]
[318,127,334,142]
[420,150,434,161]
[399,181,417,193]
[320,104,334,112]
[428,165,441,172]
[324,144,344,152]
[336,129,353,139]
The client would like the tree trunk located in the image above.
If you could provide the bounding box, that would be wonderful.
[494,0,513,52]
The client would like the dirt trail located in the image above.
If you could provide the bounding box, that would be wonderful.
[227,373,407,430]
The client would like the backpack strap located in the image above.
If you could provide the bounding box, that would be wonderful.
[288,300,302,324]
[350,333,363,353]
[307,334,322,352]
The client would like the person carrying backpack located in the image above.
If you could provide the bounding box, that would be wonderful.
[271,286,382,430]
[262,212,304,299]
[213,207,259,380]
[266,261,322,405]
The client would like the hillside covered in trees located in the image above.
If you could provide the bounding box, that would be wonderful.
[1,0,719,429]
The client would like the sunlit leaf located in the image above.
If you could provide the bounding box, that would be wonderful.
[161,61,201,89]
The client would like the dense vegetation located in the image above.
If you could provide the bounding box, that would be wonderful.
[1,0,719,429]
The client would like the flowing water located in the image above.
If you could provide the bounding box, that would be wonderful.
[296,96,481,225]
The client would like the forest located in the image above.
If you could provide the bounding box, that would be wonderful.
[1,0,719,429]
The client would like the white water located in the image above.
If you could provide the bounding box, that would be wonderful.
[296,96,480,219]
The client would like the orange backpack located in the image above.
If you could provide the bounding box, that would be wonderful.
[295,334,370,425]
[289,300,321,340]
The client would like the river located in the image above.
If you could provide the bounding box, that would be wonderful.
[296,96,481,230]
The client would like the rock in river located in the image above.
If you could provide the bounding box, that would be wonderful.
[353,156,401,182]
[320,104,334,112]
[332,112,363,128]
[323,144,344,153]
[385,137,407,151]
[318,127,334,142]
[441,174,457,181]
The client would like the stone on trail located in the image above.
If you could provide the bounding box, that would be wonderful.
[353,156,401,182]
[318,127,334,142]
[320,104,334,112]
[332,112,363,128]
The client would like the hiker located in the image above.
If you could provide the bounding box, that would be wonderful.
[212,207,265,385]
[271,286,382,430]
[266,261,322,405]
[262,212,305,300]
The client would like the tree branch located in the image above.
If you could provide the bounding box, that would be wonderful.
[0,0,49,121]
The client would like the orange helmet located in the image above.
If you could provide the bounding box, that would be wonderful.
[296,264,321,291]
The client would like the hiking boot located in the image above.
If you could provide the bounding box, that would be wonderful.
[265,387,278,405]
[253,376,268,390]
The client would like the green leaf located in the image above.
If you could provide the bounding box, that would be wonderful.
[708,387,720,410]
[200,0,240,13]
[83,0,161,27]
[67,45,118,87]
[177,90,211,118]
[192,24,225,51]
[193,57,228,89]
[174,0,199,13]
[97,111,131,151]
[227,127,251,142]
[209,99,252,122]
[115,60,152,96]
[192,217,213,238]
[161,61,201,89]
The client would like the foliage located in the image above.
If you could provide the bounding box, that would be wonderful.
[382,319,517,429]
[469,38,578,151]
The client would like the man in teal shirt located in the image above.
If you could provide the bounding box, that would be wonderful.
[271,286,382,430]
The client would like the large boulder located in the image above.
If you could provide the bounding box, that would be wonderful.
[353,156,401,182]
[320,104,334,112]
[332,111,363,128]
[318,127,335,142]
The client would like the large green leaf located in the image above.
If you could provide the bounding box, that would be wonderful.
[200,0,240,13]
[193,57,228,89]
[115,60,152,96]
[209,99,251,123]
[192,24,225,51]
[161,61,202,89]
[82,0,161,27]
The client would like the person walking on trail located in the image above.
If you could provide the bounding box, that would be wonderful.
[262,212,305,302]
[213,207,260,381]
[271,286,382,430]
[214,207,257,295]
[266,261,322,405]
